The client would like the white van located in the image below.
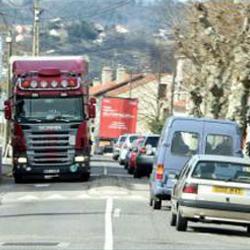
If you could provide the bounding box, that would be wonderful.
[149,116,242,210]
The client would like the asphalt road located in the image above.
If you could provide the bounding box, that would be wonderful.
[0,155,250,250]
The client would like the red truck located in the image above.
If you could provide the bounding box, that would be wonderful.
[95,97,138,154]
[4,56,96,183]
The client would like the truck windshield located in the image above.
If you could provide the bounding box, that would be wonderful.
[15,97,84,122]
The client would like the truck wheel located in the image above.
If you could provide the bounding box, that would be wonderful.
[79,172,90,182]
[14,175,23,184]
[170,212,177,226]
[153,199,161,210]
[176,210,187,231]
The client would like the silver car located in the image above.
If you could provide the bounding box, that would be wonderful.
[171,155,250,233]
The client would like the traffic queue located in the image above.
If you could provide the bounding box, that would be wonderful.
[113,116,250,235]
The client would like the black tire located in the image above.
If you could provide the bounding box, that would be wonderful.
[153,199,162,210]
[79,172,90,182]
[128,167,134,175]
[14,175,24,184]
[133,170,141,178]
[247,225,250,233]
[170,212,177,226]
[176,210,187,231]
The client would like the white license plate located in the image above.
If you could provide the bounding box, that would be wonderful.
[43,169,60,174]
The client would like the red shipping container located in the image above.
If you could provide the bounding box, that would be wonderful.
[99,97,138,139]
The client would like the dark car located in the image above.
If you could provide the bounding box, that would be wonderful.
[133,135,160,178]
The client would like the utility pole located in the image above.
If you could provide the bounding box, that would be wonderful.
[3,31,12,158]
[32,0,41,56]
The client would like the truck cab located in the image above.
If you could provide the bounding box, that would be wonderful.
[4,56,96,183]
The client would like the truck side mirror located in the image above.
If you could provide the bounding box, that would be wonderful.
[4,100,12,120]
[88,97,96,119]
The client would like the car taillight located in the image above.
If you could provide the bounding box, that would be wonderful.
[140,147,146,154]
[183,183,198,194]
[12,123,26,152]
[156,164,164,180]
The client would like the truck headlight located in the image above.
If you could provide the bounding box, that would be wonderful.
[75,156,85,162]
[18,157,27,164]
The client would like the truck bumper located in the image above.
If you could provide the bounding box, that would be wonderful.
[13,162,90,180]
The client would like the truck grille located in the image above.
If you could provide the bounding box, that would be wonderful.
[26,130,75,167]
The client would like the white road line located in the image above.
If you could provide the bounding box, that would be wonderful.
[58,242,70,248]
[104,167,108,176]
[104,197,113,250]
[113,208,121,218]
[34,184,50,188]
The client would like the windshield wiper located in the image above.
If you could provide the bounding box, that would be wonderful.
[46,116,71,122]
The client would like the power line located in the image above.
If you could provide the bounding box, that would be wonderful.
[40,0,132,22]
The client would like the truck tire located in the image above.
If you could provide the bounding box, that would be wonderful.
[176,210,187,231]
[170,212,177,226]
[153,199,161,210]
[79,172,90,182]
[14,175,24,184]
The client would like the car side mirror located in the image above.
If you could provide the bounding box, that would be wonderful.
[4,100,12,120]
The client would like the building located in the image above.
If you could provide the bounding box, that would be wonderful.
[90,66,174,135]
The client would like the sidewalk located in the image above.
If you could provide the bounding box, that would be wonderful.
[1,157,12,177]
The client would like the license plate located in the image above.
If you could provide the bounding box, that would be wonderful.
[212,186,244,195]
[43,169,60,174]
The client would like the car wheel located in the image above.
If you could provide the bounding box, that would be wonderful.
[176,210,187,231]
[128,167,134,175]
[247,225,250,233]
[133,170,141,178]
[153,199,161,210]
[170,212,177,226]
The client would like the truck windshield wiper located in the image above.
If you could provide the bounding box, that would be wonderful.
[47,116,71,122]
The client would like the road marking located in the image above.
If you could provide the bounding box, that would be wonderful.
[113,208,121,218]
[17,195,39,202]
[44,194,65,200]
[104,167,108,176]
[58,242,70,248]
[34,184,50,188]
[104,197,113,250]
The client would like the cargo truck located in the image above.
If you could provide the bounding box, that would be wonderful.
[4,56,96,183]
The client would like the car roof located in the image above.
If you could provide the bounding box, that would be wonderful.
[193,154,250,165]
[168,116,238,126]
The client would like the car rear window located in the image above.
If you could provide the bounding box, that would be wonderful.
[119,136,127,143]
[171,131,199,156]
[205,134,233,156]
[129,136,139,143]
[192,161,250,183]
[145,136,159,147]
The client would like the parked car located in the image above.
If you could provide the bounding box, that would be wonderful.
[113,134,128,161]
[149,116,242,210]
[127,137,145,174]
[171,154,250,233]
[133,134,160,178]
[119,134,141,165]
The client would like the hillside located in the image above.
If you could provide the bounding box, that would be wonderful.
[1,0,183,78]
